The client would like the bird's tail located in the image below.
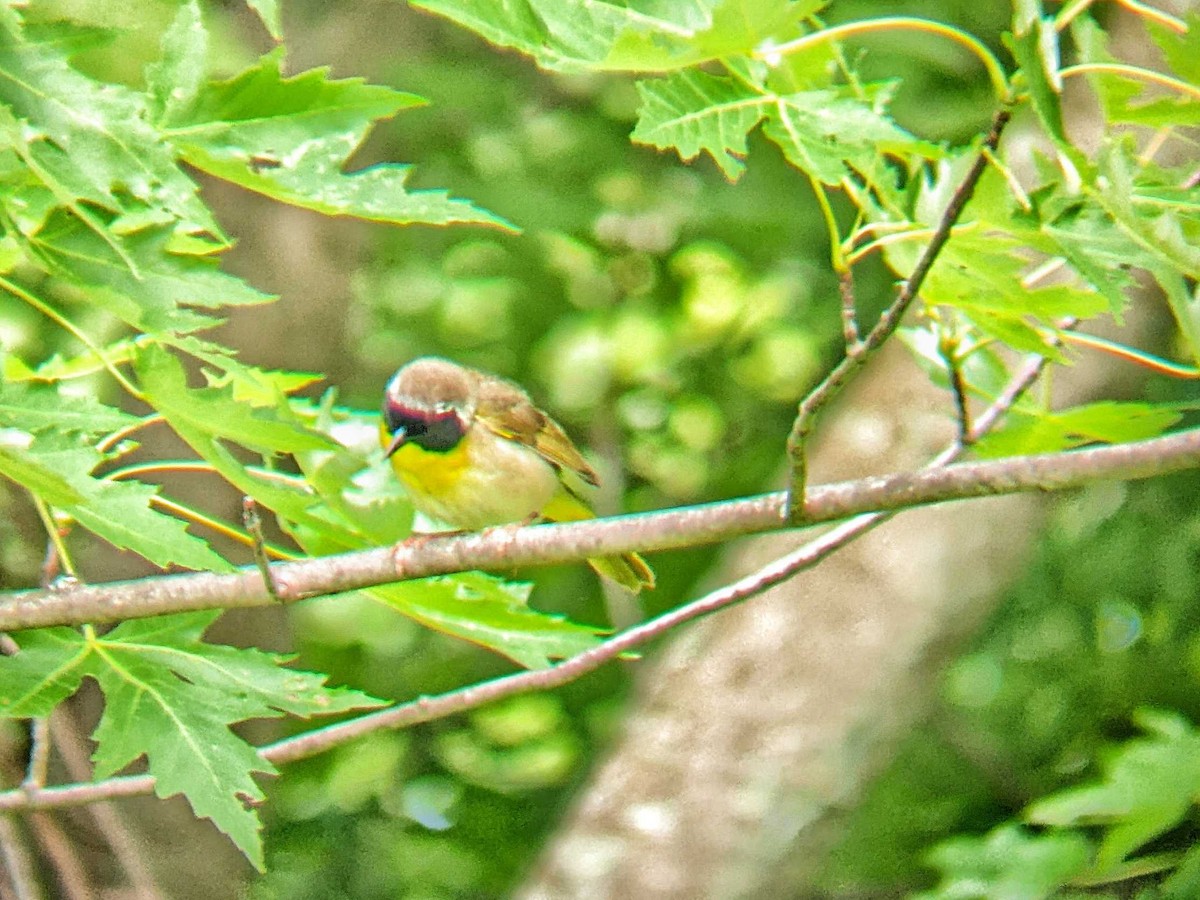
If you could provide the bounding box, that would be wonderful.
[541,488,655,593]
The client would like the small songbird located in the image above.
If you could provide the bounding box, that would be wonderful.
[380,357,654,592]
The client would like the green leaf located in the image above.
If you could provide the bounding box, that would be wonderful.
[0,432,84,506]
[917,823,1090,899]
[0,381,138,435]
[371,574,606,669]
[761,87,938,185]
[135,344,347,536]
[1146,13,1200,86]
[30,432,233,572]
[1005,6,1065,142]
[413,0,812,73]
[1027,709,1200,873]
[145,0,207,124]
[25,213,271,337]
[136,344,333,456]
[1073,16,1200,128]
[2,336,146,383]
[0,627,95,716]
[0,613,383,870]
[632,70,765,180]
[892,229,1108,324]
[0,7,220,238]
[166,50,509,229]
[973,401,1184,457]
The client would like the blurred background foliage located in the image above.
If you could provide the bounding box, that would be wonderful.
[0,0,1198,897]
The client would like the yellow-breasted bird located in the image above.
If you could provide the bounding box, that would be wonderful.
[380,357,654,592]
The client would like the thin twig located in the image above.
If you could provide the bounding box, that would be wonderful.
[242,497,282,603]
[20,719,50,795]
[938,323,972,444]
[23,814,91,900]
[2,425,1200,634]
[839,268,861,349]
[0,817,41,900]
[51,713,164,900]
[784,106,1012,521]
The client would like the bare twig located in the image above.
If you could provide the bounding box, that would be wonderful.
[242,497,282,603]
[0,817,41,900]
[20,719,49,795]
[784,106,1012,521]
[24,813,91,900]
[839,268,861,349]
[51,714,164,900]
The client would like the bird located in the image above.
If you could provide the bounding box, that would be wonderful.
[380,356,654,593]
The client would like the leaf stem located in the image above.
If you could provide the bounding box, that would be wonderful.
[1060,63,1200,101]
[1062,331,1200,379]
[31,497,76,579]
[0,276,144,401]
[757,17,1011,104]
[96,416,163,454]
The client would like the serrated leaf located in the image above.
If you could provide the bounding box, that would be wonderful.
[1147,13,1200,85]
[165,50,508,229]
[0,432,84,505]
[1027,709,1200,873]
[632,70,765,180]
[762,88,938,185]
[136,344,333,455]
[135,344,345,535]
[1088,144,1200,362]
[26,213,272,337]
[893,229,1108,322]
[2,336,146,383]
[371,574,606,669]
[0,381,138,434]
[918,823,1090,899]
[1005,9,1065,141]
[1073,16,1200,128]
[0,627,95,716]
[0,8,221,237]
[973,401,1184,457]
[145,0,207,123]
[28,432,233,571]
[0,613,384,869]
[414,0,812,73]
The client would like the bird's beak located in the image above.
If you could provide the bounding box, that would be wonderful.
[384,428,407,457]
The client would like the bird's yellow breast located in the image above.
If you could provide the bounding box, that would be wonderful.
[381,421,562,530]
[386,431,472,494]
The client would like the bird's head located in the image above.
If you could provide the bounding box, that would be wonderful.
[381,357,474,456]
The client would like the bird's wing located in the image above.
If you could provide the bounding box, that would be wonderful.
[473,374,600,487]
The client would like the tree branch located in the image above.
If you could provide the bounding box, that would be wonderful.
[0,425,1197,632]
[784,105,1012,519]
[0,356,1190,817]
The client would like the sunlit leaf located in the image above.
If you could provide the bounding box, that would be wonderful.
[371,574,606,668]
[165,49,509,229]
